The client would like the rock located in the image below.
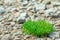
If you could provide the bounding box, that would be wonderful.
[35,38,41,40]
[49,32,59,38]
[6,6,16,13]
[44,8,57,16]
[51,1,60,6]
[0,35,2,40]
[0,7,5,15]
[1,34,12,40]
[46,4,54,9]
[42,0,51,4]
[3,31,10,34]
[17,12,29,24]
[55,20,60,26]
[14,38,21,40]
[34,2,45,10]
[0,30,3,35]
[10,22,15,26]
[20,1,28,6]
[12,31,21,36]
[55,38,60,40]
[25,35,31,38]
[35,38,47,40]
[4,0,16,5]
[4,22,10,25]
[56,11,60,17]
[47,38,52,40]
[52,0,60,2]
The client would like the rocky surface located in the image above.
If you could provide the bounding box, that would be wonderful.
[0,0,60,40]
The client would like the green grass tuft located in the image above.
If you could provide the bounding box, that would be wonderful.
[22,20,55,37]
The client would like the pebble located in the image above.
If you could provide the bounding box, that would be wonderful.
[44,8,57,16]
[55,20,60,26]
[35,38,41,40]
[42,0,51,4]
[17,12,29,24]
[34,2,45,10]
[49,32,59,38]
[0,35,2,40]
[55,38,60,40]
[1,34,11,40]
[47,38,52,40]
[51,1,60,6]
[10,22,15,26]
[0,7,5,14]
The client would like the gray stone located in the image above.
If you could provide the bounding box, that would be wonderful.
[47,38,52,40]
[14,38,21,40]
[35,38,41,40]
[34,2,45,10]
[56,11,60,17]
[55,38,60,40]
[4,0,16,5]
[1,34,11,40]
[6,6,17,12]
[0,7,5,14]
[44,8,57,16]
[10,22,15,26]
[51,1,60,6]
[20,1,28,6]
[17,12,29,24]
[42,0,51,4]
[12,32,21,36]
[49,32,59,38]
[52,0,60,2]
[25,35,31,38]
[0,35,2,40]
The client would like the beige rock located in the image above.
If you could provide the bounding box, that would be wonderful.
[0,30,3,35]
[55,21,60,26]
[36,0,43,3]
[42,0,51,4]
[27,11,33,16]
[55,38,60,40]
[46,4,54,9]
[47,38,52,40]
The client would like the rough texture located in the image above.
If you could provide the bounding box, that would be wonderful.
[0,0,60,40]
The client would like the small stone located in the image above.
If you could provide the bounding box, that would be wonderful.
[20,1,28,6]
[56,11,60,17]
[8,17,13,21]
[47,38,52,40]
[41,38,47,40]
[49,32,59,38]
[0,35,2,40]
[12,31,21,36]
[4,0,16,5]
[14,38,21,40]
[1,34,11,40]
[34,3,45,10]
[42,0,51,4]
[44,8,57,16]
[46,4,54,9]
[10,22,15,26]
[51,1,60,6]
[35,38,41,40]
[17,12,29,24]
[0,6,5,15]
[55,38,60,40]
[55,21,60,26]
[4,22,10,25]
[0,30,3,35]
[25,35,31,38]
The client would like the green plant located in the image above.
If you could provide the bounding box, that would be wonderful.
[22,20,55,37]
